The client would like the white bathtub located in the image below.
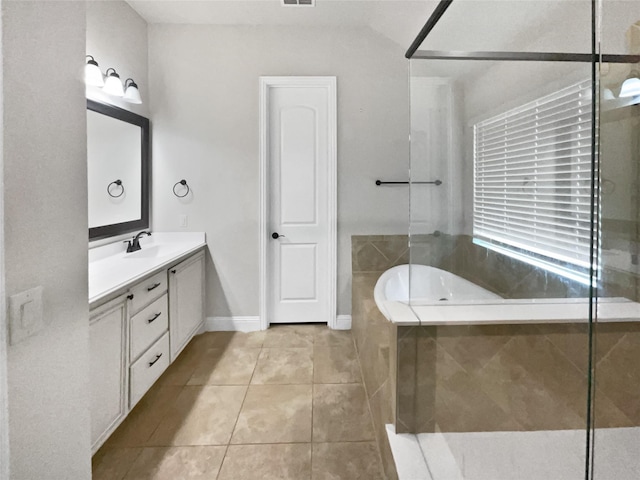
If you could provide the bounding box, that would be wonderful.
[373,264,501,320]
[373,264,640,326]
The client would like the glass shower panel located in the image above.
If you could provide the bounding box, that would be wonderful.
[592,1,640,478]
[417,0,592,53]
[404,2,600,478]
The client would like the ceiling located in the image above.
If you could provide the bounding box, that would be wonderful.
[126,0,640,54]
[126,0,436,49]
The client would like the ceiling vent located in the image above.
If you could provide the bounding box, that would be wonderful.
[281,0,315,6]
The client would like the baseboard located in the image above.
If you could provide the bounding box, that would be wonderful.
[335,315,352,330]
[205,316,262,332]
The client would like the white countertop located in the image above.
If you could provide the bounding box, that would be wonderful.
[383,297,640,326]
[89,232,206,305]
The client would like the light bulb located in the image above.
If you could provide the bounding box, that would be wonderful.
[103,68,124,97]
[619,75,640,98]
[123,78,142,104]
[85,55,104,87]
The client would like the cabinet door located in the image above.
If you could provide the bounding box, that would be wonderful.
[90,296,128,453]
[169,251,205,361]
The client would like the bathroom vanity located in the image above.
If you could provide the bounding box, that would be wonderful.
[88,232,206,453]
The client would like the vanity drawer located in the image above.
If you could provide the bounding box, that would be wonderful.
[130,294,169,362]
[130,332,170,409]
[129,270,167,314]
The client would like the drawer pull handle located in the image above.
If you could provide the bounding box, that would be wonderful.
[147,282,162,292]
[147,312,162,324]
[148,353,163,367]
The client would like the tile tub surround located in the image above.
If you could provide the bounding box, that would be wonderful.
[351,235,410,480]
[89,231,206,304]
[396,322,640,434]
[93,325,385,480]
[350,234,640,475]
[352,272,399,480]
[410,232,639,302]
[354,233,640,303]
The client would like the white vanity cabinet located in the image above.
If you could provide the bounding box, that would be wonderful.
[168,250,205,361]
[127,270,170,410]
[90,295,128,452]
[89,246,206,454]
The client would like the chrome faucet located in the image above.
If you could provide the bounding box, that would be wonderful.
[124,231,151,253]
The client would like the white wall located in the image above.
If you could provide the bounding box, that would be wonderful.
[148,25,409,317]
[3,1,91,478]
[86,1,149,118]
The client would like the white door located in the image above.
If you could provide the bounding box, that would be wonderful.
[261,77,336,325]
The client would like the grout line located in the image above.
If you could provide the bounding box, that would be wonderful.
[108,447,145,480]
[216,333,263,480]
[351,331,386,479]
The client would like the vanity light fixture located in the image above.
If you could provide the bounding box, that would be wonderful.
[85,55,104,87]
[619,71,640,98]
[123,78,142,104]
[103,68,125,97]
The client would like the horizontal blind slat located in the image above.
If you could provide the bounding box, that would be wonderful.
[473,79,593,278]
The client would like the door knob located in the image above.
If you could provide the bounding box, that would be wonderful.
[272,232,285,239]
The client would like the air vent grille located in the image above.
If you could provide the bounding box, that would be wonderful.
[282,0,315,6]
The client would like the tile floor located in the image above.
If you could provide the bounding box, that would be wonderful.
[93,325,385,480]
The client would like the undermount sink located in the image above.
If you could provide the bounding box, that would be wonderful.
[124,245,181,259]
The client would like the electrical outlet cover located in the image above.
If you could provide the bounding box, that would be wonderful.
[9,286,44,345]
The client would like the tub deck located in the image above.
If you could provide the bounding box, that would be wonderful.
[383,297,640,326]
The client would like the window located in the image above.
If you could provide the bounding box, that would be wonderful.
[473,80,594,283]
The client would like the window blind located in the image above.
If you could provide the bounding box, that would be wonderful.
[473,79,594,279]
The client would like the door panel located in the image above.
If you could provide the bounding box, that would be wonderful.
[280,243,317,301]
[280,106,317,225]
[268,83,333,324]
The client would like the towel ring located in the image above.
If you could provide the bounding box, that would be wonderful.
[107,179,125,198]
[173,179,190,198]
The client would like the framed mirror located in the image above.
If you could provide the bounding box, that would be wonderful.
[87,100,150,240]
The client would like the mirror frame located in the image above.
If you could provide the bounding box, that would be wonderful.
[87,99,150,241]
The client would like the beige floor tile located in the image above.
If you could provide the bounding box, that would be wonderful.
[122,446,226,480]
[92,447,142,480]
[105,384,183,447]
[148,385,247,446]
[251,348,313,384]
[218,444,311,480]
[231,384,312,444]
[193,331,266,349]
[313,384,375,442]
[156,343,204,386]
[314,345,362,384]
[312,442,383,480]
[314,328,354,348]
[263,325,316,348]
[187,347,260,385]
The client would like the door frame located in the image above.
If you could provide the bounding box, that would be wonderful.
[258,76,337,330]
[0,9,9,471]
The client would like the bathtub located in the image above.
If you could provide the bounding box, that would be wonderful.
[373,264,640,325]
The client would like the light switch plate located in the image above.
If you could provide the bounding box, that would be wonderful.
[179,214,188,227]
[9,286,44,345]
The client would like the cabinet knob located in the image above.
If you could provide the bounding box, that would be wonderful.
[171,269,176,274]
[127,294,134,300]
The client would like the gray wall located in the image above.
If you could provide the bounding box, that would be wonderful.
[86,1,149,118]
[86,0,150,250]
[4,1,91,478]
[148,25,409,317]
